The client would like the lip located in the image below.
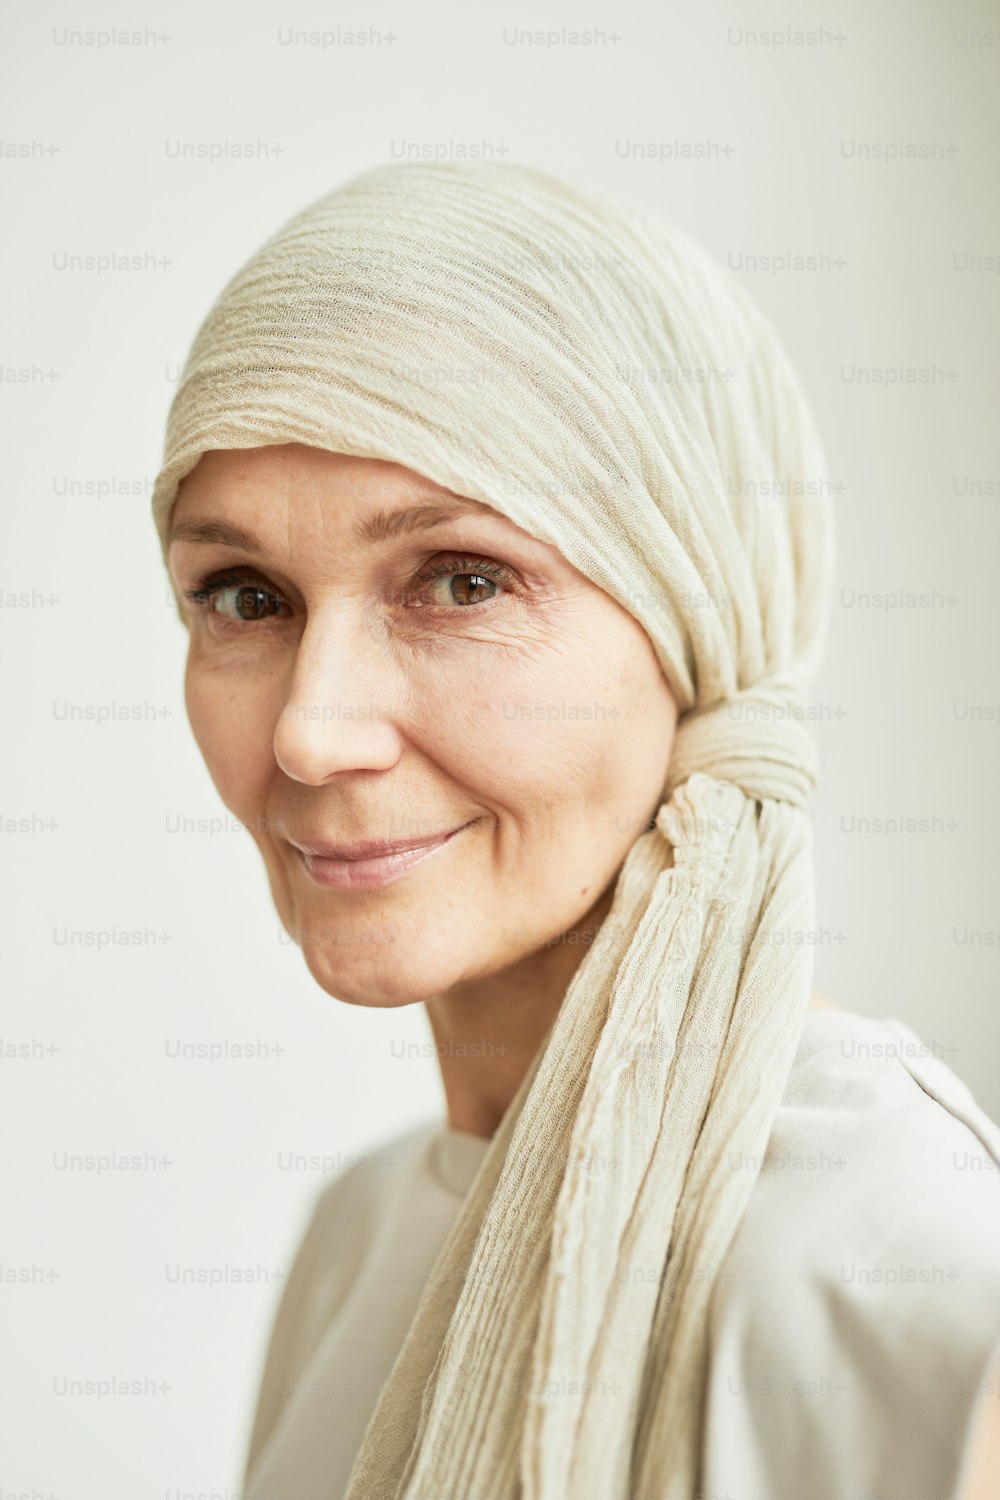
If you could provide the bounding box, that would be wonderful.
[290,819,478,892]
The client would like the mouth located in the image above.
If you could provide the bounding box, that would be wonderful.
[289,818,480,892]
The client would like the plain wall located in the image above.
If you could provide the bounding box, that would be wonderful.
[2,0,998,1493]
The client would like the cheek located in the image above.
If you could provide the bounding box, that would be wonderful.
[409,644,597,808]
[478,630,675,850]
[423,627,669,831]
[183,655,277,815]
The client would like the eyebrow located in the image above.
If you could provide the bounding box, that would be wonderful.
[168,499,493,558]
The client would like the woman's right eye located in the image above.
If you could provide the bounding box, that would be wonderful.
[182,570,292,627]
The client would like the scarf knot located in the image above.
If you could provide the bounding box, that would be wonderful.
[665,680,819,809]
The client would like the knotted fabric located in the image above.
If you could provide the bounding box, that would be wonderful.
[151,161,836,1500]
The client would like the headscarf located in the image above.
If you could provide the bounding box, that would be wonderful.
[151,160,835,1500]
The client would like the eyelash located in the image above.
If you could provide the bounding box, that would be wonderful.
[181,554,517,631]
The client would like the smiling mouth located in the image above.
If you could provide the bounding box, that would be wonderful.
[290,818,480,892]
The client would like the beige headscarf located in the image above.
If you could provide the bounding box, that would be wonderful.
[151,161,835,1500]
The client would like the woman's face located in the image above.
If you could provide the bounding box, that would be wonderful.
[167,443,678,1007]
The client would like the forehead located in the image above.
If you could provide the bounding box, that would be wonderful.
[174,443,477,508]
[168,443,549,559]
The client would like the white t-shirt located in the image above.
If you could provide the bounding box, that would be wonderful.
[243,1007,1000,1500]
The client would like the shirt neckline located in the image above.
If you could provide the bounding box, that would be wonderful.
[425,1007,874,1199]
[427,1122,492,1198]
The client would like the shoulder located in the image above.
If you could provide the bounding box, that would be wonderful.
[280,1115,442,1356]
[702,1007,1000,1497]
[716,1005,1000,1317]
[715,1006,1000,1304]
[243,1116,441,1480]
[304,1115,441,1242]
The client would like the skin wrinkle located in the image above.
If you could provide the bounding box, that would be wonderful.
[168,440,835,1140]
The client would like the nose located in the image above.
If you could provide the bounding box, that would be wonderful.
[273,605,403,786]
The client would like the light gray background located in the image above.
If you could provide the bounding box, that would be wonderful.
[2,0,998,1493]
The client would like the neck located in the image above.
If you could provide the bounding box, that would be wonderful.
[424,891,839,1140]
[423,883,617,1140]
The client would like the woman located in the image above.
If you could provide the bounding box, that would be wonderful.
[151,161,1000,1499]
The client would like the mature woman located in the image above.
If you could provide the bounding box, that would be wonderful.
[151,162,1000,1499]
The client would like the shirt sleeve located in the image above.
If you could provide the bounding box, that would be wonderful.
[242,1188,332,1482]
[700,1019,1000,1500]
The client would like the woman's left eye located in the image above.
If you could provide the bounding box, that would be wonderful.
[411,555,514,610]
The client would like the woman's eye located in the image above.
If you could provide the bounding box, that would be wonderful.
[183,572,290,625]
[423,571,499,607]
[412,557,513,609]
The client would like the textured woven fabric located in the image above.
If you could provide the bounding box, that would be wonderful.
[151,161,836,1500]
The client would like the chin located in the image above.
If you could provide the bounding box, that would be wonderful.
[299,943,431,1009]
